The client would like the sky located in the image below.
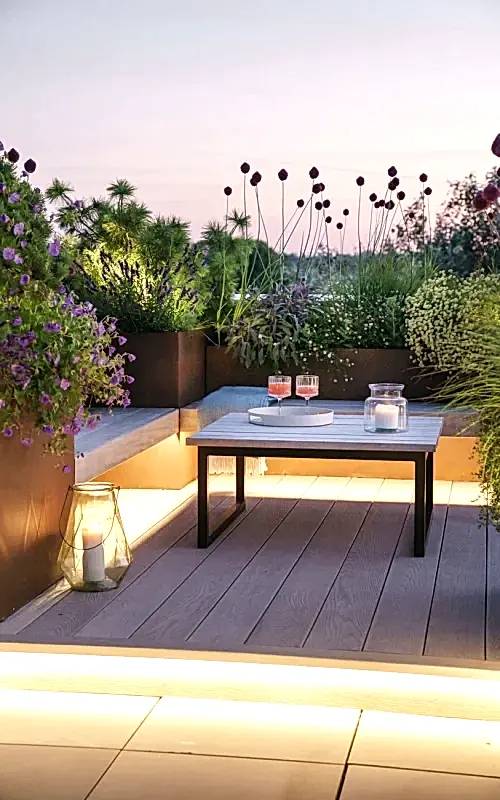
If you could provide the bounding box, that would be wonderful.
[1,0,499,250]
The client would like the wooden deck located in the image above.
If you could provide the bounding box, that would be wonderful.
[1,475,495,664]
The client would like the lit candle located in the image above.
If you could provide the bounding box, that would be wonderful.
[82,512,106,583]
[374,403,399,431]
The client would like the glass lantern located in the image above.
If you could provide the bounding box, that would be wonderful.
[58,482,132,592]
[364,383,408,433]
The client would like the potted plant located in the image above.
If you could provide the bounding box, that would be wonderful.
[75,243,207,407]
[0,141,134,619]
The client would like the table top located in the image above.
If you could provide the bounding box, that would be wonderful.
[187,413,444,453]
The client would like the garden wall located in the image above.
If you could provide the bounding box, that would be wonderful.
[206,346,441,400]
[0,434,75,621]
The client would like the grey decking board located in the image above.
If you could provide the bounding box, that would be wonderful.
[130,492,311,646]
[363,487,451,655]
[247,498,371,648]
[304,499,409,652]
[75,408,179,482]
[188,413,443,453]
[75,496,262,641]
[424,503,487,660]
[187,481,333,648]
[20,492,224,640]
[486,524,500,660]
[10,476,490,666]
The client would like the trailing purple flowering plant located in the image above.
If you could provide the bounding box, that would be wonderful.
[0,140,135,465]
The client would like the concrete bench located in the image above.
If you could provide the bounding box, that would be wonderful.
[75,408,179,483]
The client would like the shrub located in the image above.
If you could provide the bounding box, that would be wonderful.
[226,283,310,370]
[304,253,430,359]
[405,271,500,369]
[0,140,134,466]
[76,245,206,333]
[0,280,134,464]
[0,143,70,284]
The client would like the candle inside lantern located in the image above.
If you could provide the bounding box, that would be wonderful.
[81,510,106,583]
[374,403,399,431]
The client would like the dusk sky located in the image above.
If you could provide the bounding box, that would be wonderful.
[2,0,499,249]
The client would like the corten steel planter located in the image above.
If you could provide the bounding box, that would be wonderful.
[0,432,75,621]
[206,345,441,400]
[124,331,206,408]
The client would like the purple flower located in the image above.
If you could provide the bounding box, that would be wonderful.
[42,424,55,435]
[0,142,3,151]
[43,322,61,333]
[3,247,16,261]
[73,200,82,208]
[62,465,71,474]
[72,356,80,364]
[19,273,30,286]
[20,240,28,249]
[0,213,8,223]
[40,393,52,405]
[32,204,41,214]
[0,399,5,408]
[72,305,84,317]
[8,192,20,204]
[13,222,24,236]
[58,285,67,295]
[128,353,136,362]
[110,375,121,386]
[97,322,106,336]
[12,316,22,327]
[3,427,13,438]
[21,437,33,447]
[118,335,127,346]
[60,378,71,391]
[14,254,24,265]
[21,170,29,178]
[122,396,131,408]
[126,375,135,384]
[48,240,61,257]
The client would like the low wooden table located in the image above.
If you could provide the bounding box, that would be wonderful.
[187,413,443,557]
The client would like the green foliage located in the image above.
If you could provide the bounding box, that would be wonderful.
[47,175,152,252]
[435,297,500,526]
[0,278,133,461]
[393,169,500,275]
[77,245,206,333]
[431,170,500,276]
[226,284,310,370]
[200,222,254,328]
[0,154,70,285]
[305,254,430,360]
[405,271,500,368]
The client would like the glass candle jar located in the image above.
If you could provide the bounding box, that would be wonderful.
[364,383,408,433]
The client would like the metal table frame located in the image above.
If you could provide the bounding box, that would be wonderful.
[197,446,434,557]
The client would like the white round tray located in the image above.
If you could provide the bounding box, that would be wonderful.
[248,406,334,427]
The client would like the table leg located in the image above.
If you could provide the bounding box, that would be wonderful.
[197,447,210,548]
[426,451,434,525]
[414,453,426,557]
[197,449,246,549]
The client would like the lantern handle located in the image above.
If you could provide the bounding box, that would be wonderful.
[58,485,121,551]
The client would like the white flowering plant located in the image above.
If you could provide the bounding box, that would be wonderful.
[405,271,500,369]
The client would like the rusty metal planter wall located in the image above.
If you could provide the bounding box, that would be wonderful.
[0,433,75,621]
[206,346,441,400]
[124,331,206,408]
